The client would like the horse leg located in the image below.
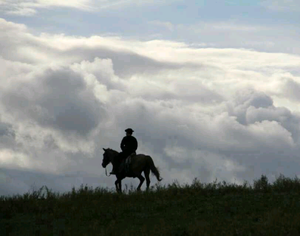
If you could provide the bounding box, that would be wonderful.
[115,180,119,193]
[119,180,122,193]
[115,177,123,193]
[136,174,145,191]
[144,168,151,191]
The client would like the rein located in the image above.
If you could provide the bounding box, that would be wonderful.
[105,166,111,177]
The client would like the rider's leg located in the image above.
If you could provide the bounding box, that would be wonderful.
[110,151,134,175]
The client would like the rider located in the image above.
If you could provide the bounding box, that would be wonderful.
[110,128,138,175]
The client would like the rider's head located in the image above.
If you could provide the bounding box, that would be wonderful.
[125,128,134,136]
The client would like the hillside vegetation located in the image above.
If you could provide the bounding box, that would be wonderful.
[1,174,300,236]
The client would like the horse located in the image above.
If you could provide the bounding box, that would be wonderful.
[102,148,162,193]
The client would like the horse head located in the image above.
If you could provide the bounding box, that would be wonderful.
[102,148,110,168]
[102,148,118,168]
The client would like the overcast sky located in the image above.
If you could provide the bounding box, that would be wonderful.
[1,0,300,197]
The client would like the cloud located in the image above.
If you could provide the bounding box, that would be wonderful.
[0,0,181,16]
[1,18,300,196]
[2,67,105,136]
[0,0,94,16]
[261,0,300,12]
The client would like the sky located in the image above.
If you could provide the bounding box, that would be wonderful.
[0,0,300,197]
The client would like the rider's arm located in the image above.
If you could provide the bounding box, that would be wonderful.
[121,137,126,151]
[133,137,138,151]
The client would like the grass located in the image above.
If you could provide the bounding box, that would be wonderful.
[1,174,300,235]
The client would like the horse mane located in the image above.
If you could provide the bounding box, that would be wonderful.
[106,148,119,155]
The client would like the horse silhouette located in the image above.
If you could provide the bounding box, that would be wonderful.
[102,148,162,193]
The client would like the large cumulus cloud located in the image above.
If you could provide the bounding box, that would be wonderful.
[1,18,300,196]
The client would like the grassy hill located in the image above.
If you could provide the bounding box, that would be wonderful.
[1,174,300,236]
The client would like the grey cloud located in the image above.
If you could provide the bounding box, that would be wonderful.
[226,89,300,143]
[40,68,104,135]
[65,46,204,78]
[42,134,59,150]
[0,120,14,137]
[1,67,105,136]
[0,120,15,150]
[282,78,300,102]
[246,106,300,143]
[227,90,274,125]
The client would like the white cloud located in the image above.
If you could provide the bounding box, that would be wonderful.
[0,0,181,16]
[6,7,37,16]
[1,18,300,196]
[0,149,32,169]
[0,0,94,16]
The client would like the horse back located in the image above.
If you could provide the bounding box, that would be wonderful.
[128,154,150,171]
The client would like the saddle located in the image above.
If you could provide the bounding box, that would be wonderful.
[119,152,136,174]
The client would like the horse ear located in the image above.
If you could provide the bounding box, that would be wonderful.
[103,148,107,151]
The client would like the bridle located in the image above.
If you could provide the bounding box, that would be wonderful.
[103,148,118,177]
[103,151,112,177]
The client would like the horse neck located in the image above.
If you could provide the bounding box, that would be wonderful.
[109,150,119,163]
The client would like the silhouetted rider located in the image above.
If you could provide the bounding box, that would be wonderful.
[110,128,138,175]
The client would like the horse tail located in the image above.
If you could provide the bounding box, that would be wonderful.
[148,156,163,182]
